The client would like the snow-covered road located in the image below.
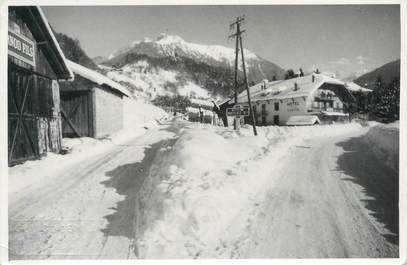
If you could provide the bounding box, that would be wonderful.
[9,122,399,259]
[237,129,399,258]
[9,122,179,259]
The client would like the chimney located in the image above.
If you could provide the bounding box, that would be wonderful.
[312,74,315,83]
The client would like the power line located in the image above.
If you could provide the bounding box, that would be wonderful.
[228,16,257,136]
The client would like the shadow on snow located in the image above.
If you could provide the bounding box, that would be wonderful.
[99,125,180,256]
[335,136,399,245]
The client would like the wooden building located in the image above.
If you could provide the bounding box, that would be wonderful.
[59,60,130,138]
[8,6,73,165]
[186,98,217,124]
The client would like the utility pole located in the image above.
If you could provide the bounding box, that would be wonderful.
[229,16,257,136]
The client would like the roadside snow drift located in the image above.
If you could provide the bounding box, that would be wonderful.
[364,121,399,172]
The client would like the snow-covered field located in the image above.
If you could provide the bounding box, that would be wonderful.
[135,122,388,258]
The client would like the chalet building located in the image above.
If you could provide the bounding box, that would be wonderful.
[59,60,130,138]
[8,6,74,165]
[186,98,217,124]
[235,74,362,126]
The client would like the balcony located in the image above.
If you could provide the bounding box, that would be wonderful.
[309,106,343,112]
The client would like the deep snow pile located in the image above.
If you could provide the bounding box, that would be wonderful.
[9,98,167,195]
[135,122,365,258]
[364,121,399,172]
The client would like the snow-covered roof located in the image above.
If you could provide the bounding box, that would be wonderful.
[190,98,214,108]
[217,98,232,106]
[344,82,372,93]
[286,115,321,126]
[235,74,349,103]
[67,59,130,97]
[36,7,74,80]
[15,7,74,80]
[321,111,349,117]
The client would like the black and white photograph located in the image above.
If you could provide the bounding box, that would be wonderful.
[1,1,405,262]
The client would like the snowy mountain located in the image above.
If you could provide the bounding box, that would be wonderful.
[100,34,284,100]
[354,59,400,89]
[106,34,283,76]
[100,55,236,100]
[341,72,361,82]
[92,56,108,64]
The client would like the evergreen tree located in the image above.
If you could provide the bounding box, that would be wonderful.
[284,69,295,80]
[368,75,400,122]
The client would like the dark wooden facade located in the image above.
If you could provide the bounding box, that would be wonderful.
[60,90,94,138]
[8,7,72,165]
[218,98,234,127]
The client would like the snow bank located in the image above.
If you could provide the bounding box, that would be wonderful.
[364,121,399,172]
[286,115,320,125]
[135,122,364,258]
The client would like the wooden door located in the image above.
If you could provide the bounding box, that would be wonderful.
[273,115,279,125]
[8,64,39,165]
[60,91,93,138]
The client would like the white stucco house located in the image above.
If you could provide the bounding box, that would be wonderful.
[234,74,364,126]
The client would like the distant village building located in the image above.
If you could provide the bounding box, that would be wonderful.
[187,98,218,124]
[59,60,130,138]
[234,74,364,126]
[8,6,74,165]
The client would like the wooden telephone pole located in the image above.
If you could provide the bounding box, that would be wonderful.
[229,16,257,136]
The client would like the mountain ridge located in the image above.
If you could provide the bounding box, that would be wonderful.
[354,59,400,89]
[102,33,285,83]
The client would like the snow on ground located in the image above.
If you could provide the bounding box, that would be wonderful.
[364,121,399,171]
[135,122,368,258]
[9,98,168,195]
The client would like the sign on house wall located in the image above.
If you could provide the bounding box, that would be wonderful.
[286,100,300,112]
[8,30,35,67]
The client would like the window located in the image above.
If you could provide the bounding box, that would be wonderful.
[274,102,279,111]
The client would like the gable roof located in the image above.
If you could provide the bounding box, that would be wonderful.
[12,6,73,80]
[67,59,130,97]
[190,98,214,108]
[344,81,372,93]
[235,74,352,103]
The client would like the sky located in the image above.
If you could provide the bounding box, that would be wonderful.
[42,5,400,78]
